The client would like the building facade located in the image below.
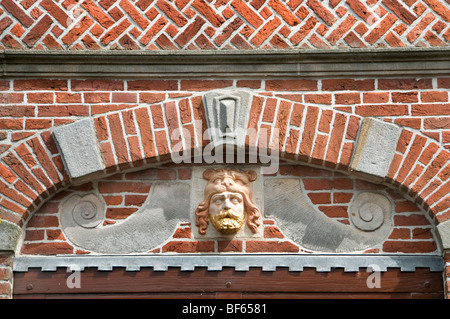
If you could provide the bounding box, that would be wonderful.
[0,0,449,299]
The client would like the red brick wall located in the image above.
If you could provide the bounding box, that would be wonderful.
[0,0,449,299]
[0,77,449,227]
[0,254,13,299]
[21,164,438,255]
[0,0,448,50]
[0,78,449,157]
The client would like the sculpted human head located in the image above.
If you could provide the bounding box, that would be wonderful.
[195,168,261,235]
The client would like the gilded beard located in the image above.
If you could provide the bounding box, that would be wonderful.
[208,192,245,234]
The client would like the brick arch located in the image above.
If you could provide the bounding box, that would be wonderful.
[0,92,449,248]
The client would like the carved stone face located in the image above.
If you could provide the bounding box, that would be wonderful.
[195,168,261,236]
[209,191,245,234]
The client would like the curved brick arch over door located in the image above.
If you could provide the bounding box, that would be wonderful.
[0,88,449,300]
[0,91,449,243]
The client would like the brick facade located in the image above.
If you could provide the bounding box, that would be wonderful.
[0,254,13,299]
[0,0,448,50]
[21,165,438,255]
[0,0,449,299]
[0,79,448,226]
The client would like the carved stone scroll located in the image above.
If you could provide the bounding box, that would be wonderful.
[349,192,392,232]
[60,182,190,254]
[264,178,393,253]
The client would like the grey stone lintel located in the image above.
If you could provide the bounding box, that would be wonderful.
[13,254,444,273]
[0,220,22,253]
[52,118,105,180]
[0,48,449,79]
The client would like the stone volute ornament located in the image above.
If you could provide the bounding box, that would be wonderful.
[195,168,261,235]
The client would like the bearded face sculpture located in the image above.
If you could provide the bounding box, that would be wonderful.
[195,168,261,235]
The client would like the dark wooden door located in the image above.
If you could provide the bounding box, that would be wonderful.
[14,267,443,299]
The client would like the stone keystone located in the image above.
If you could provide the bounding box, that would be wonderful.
[203,90,252,146]
[0,219,22,253]
[52,118,105,179]
[350,117,401,182]
[437,220,450,250]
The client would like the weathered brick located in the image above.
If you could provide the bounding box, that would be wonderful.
[14,79,67,91]
[356,104,409,116]
[365,13,397,44]
[162,241,214,253]
[81,0,115,28]
[21,242,74,255]
[218,240,242,252]
[120,0,150,30]
[322,79,374,91]
[305,93,332,104]
[411,103,450,116]
[108,113,130,166]
[37,104,89,117]
[422,0,450,22]
[424,117,450,129]
[325,112,347,167]
[3,152,44,195]
[99,181,151,193]
[26,215,59,228]
[327,15,357,45]
[71,79,124,91]
[438,78,450,88]
[395,134,427,183]
[307,192,331,204]
[421,91,448,102]
[382,240,436,253]
[61,16,94,46]
[191,0,224,27]
[306,0,336,26]
[1,0,34,27]
[175,16,206,47]
[231,0,263,28]
[246,240,299,252]
[156,0,188,27]
[180,80,233,91]
[382,0,417,24]
[391,91,418,103]
[406,12,436,43]
[266,80,317,91]
[269,0,300,26]
[100,19,131,45]
[41,0,70,27]
[298,106,319,160]
[173,226,191,239]
[250,16,281,46]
